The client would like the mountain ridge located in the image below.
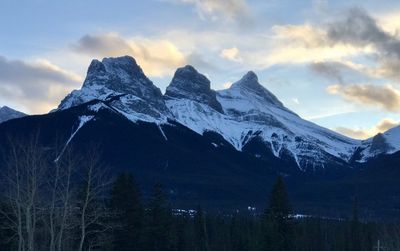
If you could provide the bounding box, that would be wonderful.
[1,55,399,218]
[34,56,400,170]
[1,98,398,219]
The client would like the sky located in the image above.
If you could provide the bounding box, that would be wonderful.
[1,0,400,139]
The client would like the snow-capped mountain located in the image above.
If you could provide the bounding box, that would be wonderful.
[357,125,400,162]
[2,55,400,218]
[57,56,400,171]
[58,56,169,123]
[0,106,26,123]
[166,69,359,171]
[217,72,361,169]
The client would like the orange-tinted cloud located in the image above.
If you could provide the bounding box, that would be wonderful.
[335,118,399,139]
[73,33,186,77]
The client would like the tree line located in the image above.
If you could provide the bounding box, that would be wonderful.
[0,136,399,250]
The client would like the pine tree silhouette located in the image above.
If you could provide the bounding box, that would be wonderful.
[263,176,293,251]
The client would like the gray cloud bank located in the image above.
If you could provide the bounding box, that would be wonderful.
[0,56,81,113]
[327,8,400,80]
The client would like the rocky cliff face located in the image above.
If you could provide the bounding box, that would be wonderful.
[165,65,223,113]
[58,56,169,122]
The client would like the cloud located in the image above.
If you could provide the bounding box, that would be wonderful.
[220,47,242,62]
[263,9,400,82]
[309,61,375,84]
[326,8,400,81]
[253,24,368,67]
[265,8,400,113]
[185,53,218,71]
[335,127,371,139]
[0,56,81,114]
[327,84,400,112]
[375,118,399,132]
[72,33,186,77]
[310,61,347,84]
[327,8,390,47]
[378,11,400,34]
[312,59,395,82]
[158,24,364,71]
[223,81,233,89]
[176,0,251,24]
[335,118,399,139]
[271,24,328,48]
[72,34,132,56]
[292,98,300,105]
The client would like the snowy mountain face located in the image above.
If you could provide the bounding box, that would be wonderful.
[0,106,26,123]
[167,70,359,171]
[58,56,169,122]
[57,56,400,171]
[357,125,400,162]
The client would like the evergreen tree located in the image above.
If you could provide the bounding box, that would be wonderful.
[175,215,188,251]
[144,183,174,251]
[263,176,293,251]
[349,196,362,251]
[229,214,251,251]
[110,173,143,251]
[194,205,209,251]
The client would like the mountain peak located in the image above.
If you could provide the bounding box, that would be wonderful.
[86,59,106,76]
[77,55,163,99]
[229,71,284,108]
[165,66,223,113]
[171,65,211,88]
[232,71,261,89]
[86,56,141,76]
[242,71,258,82]
[0,106,26,123]
[102,56,141,74]
[58,56,168,118]
[0,105,23,113]
[179,64,199,74]
[83,55,151,88]
[103,55,137,64]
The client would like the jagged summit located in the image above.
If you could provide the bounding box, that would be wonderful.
[53,56,400,171]
[58,56,169,121]
[85,56,145,79]
[165,65,223,113]
[82,56,159,95]
[85,59,106,77]
[236,71,258,84]
[166,65,211,94]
